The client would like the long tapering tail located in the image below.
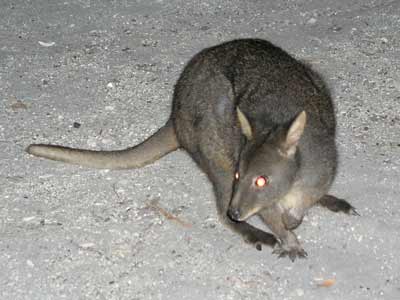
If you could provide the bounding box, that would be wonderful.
[26,120,179,169]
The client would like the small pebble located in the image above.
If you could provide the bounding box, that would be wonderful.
[23,216,36,222]
[26,259,35,268]
[380,37,388,44]
[307,18,317,25]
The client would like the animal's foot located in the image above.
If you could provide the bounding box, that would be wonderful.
[272,243,308,262]
[319,195,360,216]
[244,230,278,251]
[348,206,360,216]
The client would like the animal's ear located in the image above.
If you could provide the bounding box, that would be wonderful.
[237,107,253,140]
[280,111,307,158]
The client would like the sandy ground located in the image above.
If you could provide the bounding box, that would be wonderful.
[1,0,399,299]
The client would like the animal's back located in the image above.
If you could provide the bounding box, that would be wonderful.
[172,39,337,188]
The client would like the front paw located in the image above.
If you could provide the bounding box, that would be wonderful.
[244,231,278,251]
[272,242,307,262]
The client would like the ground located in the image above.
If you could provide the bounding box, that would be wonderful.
[0,0,399,299]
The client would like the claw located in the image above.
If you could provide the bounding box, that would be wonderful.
[299,249,308,258]
[349,207,360,216]
[255,242,262,251]
[288,252,296,262]
[272,244,307,261]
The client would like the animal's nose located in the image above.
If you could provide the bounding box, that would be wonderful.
[227,207,241,222]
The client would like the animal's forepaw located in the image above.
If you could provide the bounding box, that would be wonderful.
[272,243,307,262]
[244,231,278,251]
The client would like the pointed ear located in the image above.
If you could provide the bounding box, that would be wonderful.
[280,111,307,158]
[237,107,253,140]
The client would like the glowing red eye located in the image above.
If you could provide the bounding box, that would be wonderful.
[235,172,240,180]
[255,176,268,188]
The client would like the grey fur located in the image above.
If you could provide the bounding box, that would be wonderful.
[27,39,357,260]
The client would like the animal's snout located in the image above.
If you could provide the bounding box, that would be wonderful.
[227,207,242,222]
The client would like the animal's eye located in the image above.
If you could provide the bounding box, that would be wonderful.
[254,176,268,188]
[234,172,240,180]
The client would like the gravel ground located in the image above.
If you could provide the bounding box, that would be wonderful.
[1,0,399,299]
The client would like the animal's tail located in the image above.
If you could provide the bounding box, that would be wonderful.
[26,120,179,169]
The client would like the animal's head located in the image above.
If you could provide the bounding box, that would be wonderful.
[227,108,307,222]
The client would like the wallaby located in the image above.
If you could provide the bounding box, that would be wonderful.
[27,39,358,261]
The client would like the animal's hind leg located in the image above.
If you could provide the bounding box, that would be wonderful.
[318,194,359,216]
